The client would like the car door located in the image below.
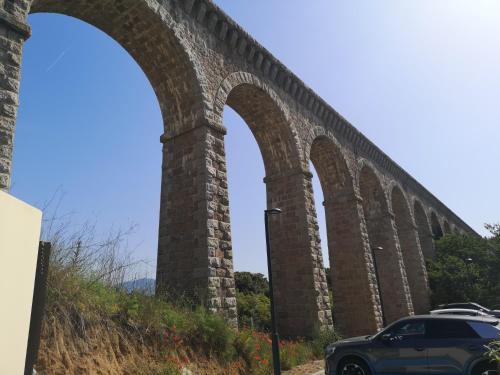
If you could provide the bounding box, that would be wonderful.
[426,319,482,375]
[370,319,429,375]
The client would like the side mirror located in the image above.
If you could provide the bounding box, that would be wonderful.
[380,333,392,343]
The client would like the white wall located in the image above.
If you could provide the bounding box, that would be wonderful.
[0,191,42,375]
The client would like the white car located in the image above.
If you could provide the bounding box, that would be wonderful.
[430,308,494,318]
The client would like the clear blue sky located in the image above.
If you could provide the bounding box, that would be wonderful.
[11,1,500,277]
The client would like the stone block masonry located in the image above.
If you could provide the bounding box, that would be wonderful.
[0,0,478,337]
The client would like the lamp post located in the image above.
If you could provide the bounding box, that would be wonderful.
[265,208,282,375]
[371,246,386,326]
[465,257,473,298]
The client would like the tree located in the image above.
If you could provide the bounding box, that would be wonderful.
[234,272,269,296]
[234,272,271,330]
[427,224,500,308]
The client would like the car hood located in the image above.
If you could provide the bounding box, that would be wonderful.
[334,335,372,346]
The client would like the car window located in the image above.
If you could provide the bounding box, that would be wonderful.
[427,320,480,339]
[391,321,425,337]
[468,322,500,339]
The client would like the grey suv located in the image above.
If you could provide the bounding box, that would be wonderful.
[438,303,500,318]
[325,315,499,375]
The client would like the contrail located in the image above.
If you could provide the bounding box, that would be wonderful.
[46,46,71,72]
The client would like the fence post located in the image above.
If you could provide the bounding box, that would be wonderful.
[24,242,51,375]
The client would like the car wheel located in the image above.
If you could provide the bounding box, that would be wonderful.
[471,361,498,375]
[338,357,372,375]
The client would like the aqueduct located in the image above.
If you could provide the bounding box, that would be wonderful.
[0,0,476,337]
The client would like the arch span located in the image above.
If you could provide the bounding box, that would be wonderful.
[212,72,332,336]
[431,211,444,240]
[310,136,382,336]
[358,163,413,323]
[414,200,435,259]
[391,186,429,314]
[215,72,304,176]
[30,0,208,133]
[443,220,451,234]
[19,1,222,318]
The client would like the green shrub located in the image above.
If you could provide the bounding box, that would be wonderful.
[188,307,236,360]
[236,292,271,331]
[486,341,500,362]
[280,339,313,370]
[310,327,342,357]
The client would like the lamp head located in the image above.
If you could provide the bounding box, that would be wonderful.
[266,208,282,215]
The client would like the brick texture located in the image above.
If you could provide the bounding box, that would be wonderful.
[0,0,478,337]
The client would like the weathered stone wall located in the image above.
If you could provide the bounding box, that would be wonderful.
[0,0,478,337]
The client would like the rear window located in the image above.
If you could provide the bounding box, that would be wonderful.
[427,320,480,339]
[468,322,500,339]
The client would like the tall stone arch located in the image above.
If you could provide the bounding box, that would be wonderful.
[358,162,413,323]
[413,199,435,260]
[212,72,332,336]
[4,0,236,320]
[390,186,429,314]
[309,134,382,336]
[430,211,444,240]
[443,220,451,235]
[29,0,210,136]
[0,0,210,189]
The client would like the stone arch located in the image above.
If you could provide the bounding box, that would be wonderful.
[390,186,429,314]
[358,162,413,324]
[443,220,451,235]
[430,211,444,240]
[24,1,221,310]
[213,72,331,337]
[309,135,381,335]
[413,199,435,259]
[30,0,209,133]
[213,71,304,177]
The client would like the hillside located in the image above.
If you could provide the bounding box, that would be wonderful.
[31,217,341,374]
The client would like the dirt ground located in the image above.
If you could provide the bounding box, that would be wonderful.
[283,360,324,375]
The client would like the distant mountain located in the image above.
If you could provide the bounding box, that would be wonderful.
[121,278,155,295]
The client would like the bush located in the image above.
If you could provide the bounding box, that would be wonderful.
[236,292,271,331]
[486,341,500,362]
[310,326,342,357]
[188,307,236,360]
[233,329,316,374]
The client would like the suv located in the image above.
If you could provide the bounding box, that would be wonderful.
[325,315,499,375]
[438,303,500,318]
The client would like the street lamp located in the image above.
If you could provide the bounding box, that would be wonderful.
[465,257,474,297]
[265,208,282,375]
[371,246,386,326]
